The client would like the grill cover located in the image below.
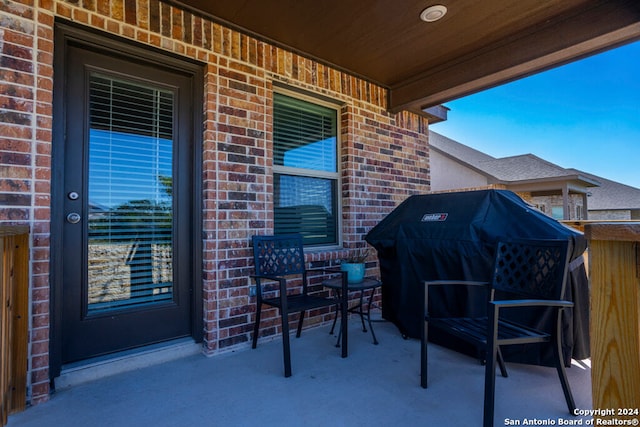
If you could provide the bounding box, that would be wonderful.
[365,189,589,364]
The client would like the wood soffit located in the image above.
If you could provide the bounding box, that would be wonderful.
[173,0,640,117]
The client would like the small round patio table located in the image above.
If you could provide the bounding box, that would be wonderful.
[322,277,382,346]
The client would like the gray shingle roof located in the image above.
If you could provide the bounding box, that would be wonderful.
[568,169,640,210]
[477,154,576,181]
[429,131,495,165]
[429,131,596,185]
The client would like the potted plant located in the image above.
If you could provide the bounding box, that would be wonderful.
[340,247,371,283]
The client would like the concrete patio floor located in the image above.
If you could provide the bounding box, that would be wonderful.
[8,318,593,427]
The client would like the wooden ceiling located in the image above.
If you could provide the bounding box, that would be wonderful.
[174,0,640,117]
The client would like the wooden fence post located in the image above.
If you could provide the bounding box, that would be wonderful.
[585,223,640,423]
[0,226,29,427]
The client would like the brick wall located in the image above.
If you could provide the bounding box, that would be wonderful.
[1,0,54,404]
[0,0,430,405]
[589,210,631,220]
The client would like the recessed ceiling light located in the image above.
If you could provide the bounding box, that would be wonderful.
[420,5,447,22]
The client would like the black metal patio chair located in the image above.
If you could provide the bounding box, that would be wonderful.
[420,237,577,427]
[251,234,348,377]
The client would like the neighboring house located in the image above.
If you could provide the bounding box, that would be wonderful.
[567,170,640,220]
[428,131,600,220]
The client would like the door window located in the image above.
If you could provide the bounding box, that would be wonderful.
[87,73,175,314]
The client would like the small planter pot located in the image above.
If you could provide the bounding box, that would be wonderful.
[340,262,365,283]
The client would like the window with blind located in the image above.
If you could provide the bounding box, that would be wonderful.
[87,73,174,314]
[273,92,340,246]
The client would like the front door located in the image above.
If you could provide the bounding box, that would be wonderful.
[57,36,199,364]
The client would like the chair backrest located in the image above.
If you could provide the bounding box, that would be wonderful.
[252,234,306,276]
[491,238,570,300]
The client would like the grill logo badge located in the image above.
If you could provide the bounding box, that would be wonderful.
[421,213,448,222]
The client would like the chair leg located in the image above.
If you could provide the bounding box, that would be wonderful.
[420,316,428,388]
[334,319,343,348]
[365,289,378,345]
[329,302,339,335]
[497,347,508,378]
[340,295,348,358]
[296,310,305,338]
[358,292,367,332]
[483,351,497,427]
[421,282,429,388]
[554,316,576,413]
[281,311,292,378]
[252,304,262,349]
[483,305,500,427]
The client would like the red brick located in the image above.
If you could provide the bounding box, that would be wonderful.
[72,7,89,24]
[31,274,50,289]
[106,19,120,34]
[30,383,50,404]
[31,354,49,369]
[83,0,97,12]
[30,341,48,357]
[122,24,134,39]
[32,300,49,315]
[91,13,106,28]
[31,326,49,341]
[0,179,30,192]
[111,0,124,20]
[124,0,137,24]
[55,2,72,18]
[0,1,34,21]
[31,367,49,384]
[97,0,110,15]
[32,313,49,328]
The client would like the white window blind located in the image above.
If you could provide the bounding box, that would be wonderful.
[273,92,339,246]
[87,73,174,313]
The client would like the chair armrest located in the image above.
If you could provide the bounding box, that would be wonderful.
[424,280,489,287]
[491,299,574,309]
[250,274,289,301]
[250,274,286,282]
[423,280,491,320]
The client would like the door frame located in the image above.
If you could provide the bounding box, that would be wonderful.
[50,21,204,378]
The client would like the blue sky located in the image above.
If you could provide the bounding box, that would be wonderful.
[431,40,640,189]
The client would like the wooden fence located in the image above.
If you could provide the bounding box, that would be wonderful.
[584,222,640,423]
[0,226,29,427]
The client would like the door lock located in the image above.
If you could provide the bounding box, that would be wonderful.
[66,212,81,224]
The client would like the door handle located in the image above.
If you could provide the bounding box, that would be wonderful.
[66,212,81,224]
